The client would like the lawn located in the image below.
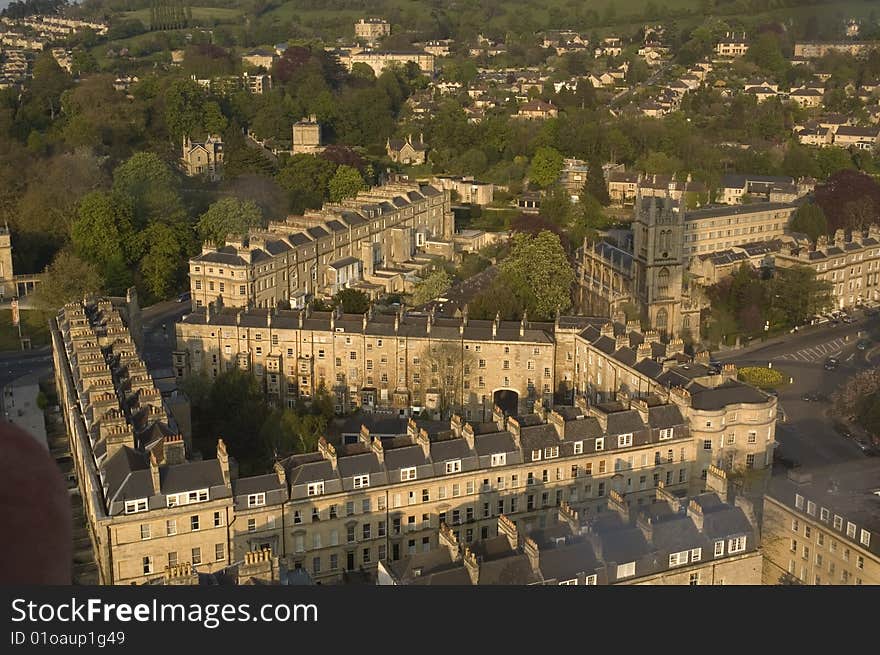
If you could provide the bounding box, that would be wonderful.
[120,7,244,24]
[0,308,51,352]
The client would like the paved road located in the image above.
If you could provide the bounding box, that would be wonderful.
[140,300,190,373]
[0,348,53,390]
[720,314,880,470]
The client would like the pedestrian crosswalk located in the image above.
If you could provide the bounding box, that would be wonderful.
[775,337,848,362]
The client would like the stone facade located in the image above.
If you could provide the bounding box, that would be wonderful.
[292,115,324,155]
[773,227,880,309]
[378,466,763,585]
[181,135,223,180]
[173,308,778,476]
[188,180,454,310]
[761,465,879,585]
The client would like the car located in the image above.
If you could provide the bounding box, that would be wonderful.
[857,340,870,350]
[824,357,839,370]
[856,439,871,454]
[177,291,191,303]
[801,392,818,402]
[841,315,853,324]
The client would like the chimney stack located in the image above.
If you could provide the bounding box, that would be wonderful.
[149,451,161,495]
[217,438,230,485]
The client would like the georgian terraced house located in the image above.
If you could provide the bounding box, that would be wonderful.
[189,180,454,310]
[54,294,778,585]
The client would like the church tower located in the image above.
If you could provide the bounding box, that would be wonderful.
[632,182,684,337]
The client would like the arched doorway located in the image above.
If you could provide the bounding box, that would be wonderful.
[493,389,519,417]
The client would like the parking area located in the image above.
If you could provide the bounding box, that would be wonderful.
[773,337,848,363]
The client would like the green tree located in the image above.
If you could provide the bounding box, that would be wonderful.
[112,152,186,230]
[202,101,228,135]
[71,191,135,267]
[196,197,263,247]
[332,288,370,314]
[164,77,206,141]
[276,154,336,214]
[772,265,833,326]
[528,146,564,188]
[201,368,269,471]
[497,230,574,320]
[33,250,103,309]
[139,222,185,300]
[327,164,365,202]
[586,155,611,206]
[745,32,788,78]
[789,202,828,242]
[411,269,453,305]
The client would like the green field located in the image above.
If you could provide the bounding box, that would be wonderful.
[0,308,50,352]
[120,7,243,23]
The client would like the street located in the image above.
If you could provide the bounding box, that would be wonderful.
[719,313,880,470]
[139,299,191,372]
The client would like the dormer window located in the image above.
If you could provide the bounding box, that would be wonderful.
[659,428,673,440]
[490,453,506,467]
[574,441,583,454]
[595,437,605,451]
[445,460,461,474]
[307,482,324,497]
[531,449,542,461]
[124,499,148,514]
[401,467,417,481]
[618,433,633,447]
[544,446,559,459]
[247,493,266,507]
[353,475,370,489]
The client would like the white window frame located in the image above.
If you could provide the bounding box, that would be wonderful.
[690,548,702,563]
[307,482,324,497]
[806,500,816,516]
[445,460,461,474]
[400,467,417,482]
[124,499,148,514]
[714,540,724,557]
[833,515,843,530]
[574,441,583,455]
[353,474,370,489]
[847,522,857,539]
[618,433,633,448]
[659,428,673,440]
[616,562,636,579]
[820,508,830,522]
[669,551,689,567]
[595,437,605,451]
[490,453,506,467]
[531,449,542,462]
[558,579,578,585]
[795,494,804,510]
[544,446,559,459]
[860,529,871,547]
[728,536,747,554]
[247,493,266,507]
[584,574,597,585]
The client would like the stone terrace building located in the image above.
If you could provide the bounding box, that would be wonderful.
[57,302,776,586]
[378,466,762,585]
[189,180,454,310]
[174,307,778,476]
[762,462,879,585]
[773,226,880,309]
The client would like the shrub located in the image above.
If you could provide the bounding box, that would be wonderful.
[738,366,784,390]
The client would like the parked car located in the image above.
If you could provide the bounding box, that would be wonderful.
[857,340,870,350]
[824,357,839,370]
[841,314,853,324]
[177,291,191,303]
